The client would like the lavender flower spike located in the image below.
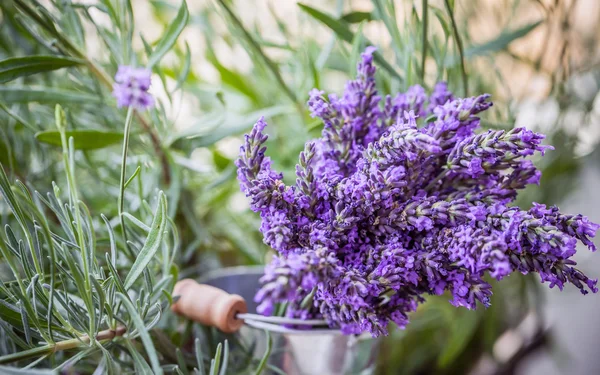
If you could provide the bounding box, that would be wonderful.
[237,47,599,337]
[112,65,154,110]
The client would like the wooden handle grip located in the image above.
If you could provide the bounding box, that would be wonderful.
[171,279,247,333]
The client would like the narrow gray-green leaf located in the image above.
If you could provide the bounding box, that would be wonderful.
[118,293,163,375]
[35,130,124,150]
[98,345,118,375]
[171,106,294,150]
[299,3,352,41]
[0,55,83,84]
[216,0,298,104]
[0,165,28,233]
[92,356,107,375]
[0,101,37,132]
[0,366,54,375]
[174,42,191,92]
[209,343,222,375]
[349,22,366,77]
[105,253,127,296]
[19,304,31,345]
[124,192,167,289]
[56,348,97,372]
[297,3,402,82]
[254,332,272,375]
[124,165,142,189]
[122,212,151,233]
[0,319,28,349]
[176,348,189,375]
[101,214,117,266]
[124,338,153,374]
[340,11,372,24]
[372,0,402,61]
[195,338,205,375]
[465,21,543,59]
[218,341,229,375]
[147,0,189,68]
[0,87,102,104]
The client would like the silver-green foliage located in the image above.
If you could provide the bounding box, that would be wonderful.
[0,0,236,372]
[0,109,176,372]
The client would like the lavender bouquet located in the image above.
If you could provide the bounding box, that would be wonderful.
[235,48,599,337]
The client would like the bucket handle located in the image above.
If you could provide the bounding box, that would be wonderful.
[171,279,247,333]
[171,279,331,333]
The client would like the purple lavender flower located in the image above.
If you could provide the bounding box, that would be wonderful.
[236,48,599,337]
[112,65,154,110]
[255,247,341,317]
[384,85,428,121]
[428,81,454,111]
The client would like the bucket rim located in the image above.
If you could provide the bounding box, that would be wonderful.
[198,265,265,283]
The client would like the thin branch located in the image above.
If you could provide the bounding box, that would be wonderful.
[0,326,126,365]
[118,107,136,260]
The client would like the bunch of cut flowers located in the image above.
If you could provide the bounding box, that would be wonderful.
[235,48,599,337]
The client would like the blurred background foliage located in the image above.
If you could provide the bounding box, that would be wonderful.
[0,0,599,373]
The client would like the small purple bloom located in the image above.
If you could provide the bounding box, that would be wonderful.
[428,81,454,111]
[466,157,484,178]
[112,65,154,110]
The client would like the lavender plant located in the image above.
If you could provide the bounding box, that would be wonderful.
[237,48,599,337]
[0,0,259,373]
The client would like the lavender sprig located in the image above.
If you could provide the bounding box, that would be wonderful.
[237,48,599,337]
[112,65,154,110]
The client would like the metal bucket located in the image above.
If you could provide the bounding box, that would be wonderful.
[200,266,381,375]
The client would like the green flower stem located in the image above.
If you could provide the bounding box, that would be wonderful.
[0,326,126,365]
[87,57,171,185]
[421,0,429,82]
[88,58,171,183]
[118,107,136,260]
[86,58,171,184]
[0,101,38,133]
[444,0,468,96]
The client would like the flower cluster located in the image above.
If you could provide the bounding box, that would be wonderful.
[236,48,599,337]
[112,65,154,110]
